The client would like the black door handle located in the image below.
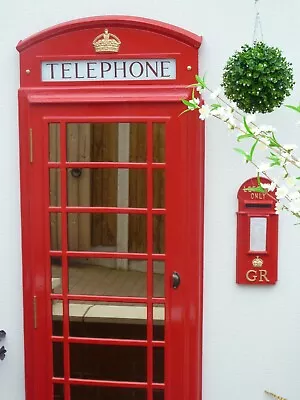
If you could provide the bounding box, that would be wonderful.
[172,272,181,289]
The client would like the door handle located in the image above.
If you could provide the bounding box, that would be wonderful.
[172,272,181,289]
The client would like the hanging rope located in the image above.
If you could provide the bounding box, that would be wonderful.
[252,0,264,43]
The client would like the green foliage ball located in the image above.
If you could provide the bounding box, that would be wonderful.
[222,42,295,114]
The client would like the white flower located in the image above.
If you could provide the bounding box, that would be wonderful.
[251,127,262,137]
[285,176,297,187]
[257,137,270,150]
[210,106,225,117]
[257,163,272,173]
[276,185,289,199]
[289,191,300,200]
[199,104,210,120]
[261,181,277,192]
[227,116,237,130]
[259,125,277,133]
[210,87,221,99]
[188,97,200,109]
[275,202,284,214]
[283,144,298,151]
[196,86,203,93]
[288,199,300,213]
[246,114,256,124]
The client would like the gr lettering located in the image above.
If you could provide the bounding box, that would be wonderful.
[246,269,270,283]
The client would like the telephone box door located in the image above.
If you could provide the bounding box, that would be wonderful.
[21,100,203,400]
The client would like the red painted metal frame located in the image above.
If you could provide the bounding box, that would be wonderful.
[236,177,278,285]
[17,16,204,400]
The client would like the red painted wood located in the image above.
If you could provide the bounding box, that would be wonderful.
[17,16,204,400]
[236,177,278,285]
[17,16,202,52]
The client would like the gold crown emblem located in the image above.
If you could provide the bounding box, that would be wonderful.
[92,29,121,53]
[252,256,264,268]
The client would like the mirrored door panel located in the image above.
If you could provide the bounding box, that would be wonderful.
[49,121,166,400]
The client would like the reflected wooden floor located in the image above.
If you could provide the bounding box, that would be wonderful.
[52,264,164,298]
[52,264,165,324]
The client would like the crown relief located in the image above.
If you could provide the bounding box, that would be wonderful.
[92,29,121,53]
[252,256,264,268]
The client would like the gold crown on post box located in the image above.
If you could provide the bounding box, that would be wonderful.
[93,29,121,53]
[252,256,264,268]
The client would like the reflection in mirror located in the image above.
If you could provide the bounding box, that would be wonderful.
[50,213,61,250]
[153,390,164,400]
[153,261,165,298]
[49,123,60,162]
[52,300,63,336]
[67,257,148,297]
[153,123,165,162]
[70,343,147,381]
[66,123,147,162]
[51,256,62,294]
[153,169,165,208]
[67,213,147,253]
[68,301,148,340]
[153,347,164,383]
[70,386,146,400]
[49,169,61,206]
[153,215,165,254]
[53,384,64,400]
[53,342,64,377]
[66,168,147,208]
[153,304,165,341]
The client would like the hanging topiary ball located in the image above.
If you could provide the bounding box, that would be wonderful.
[222,41,295,114]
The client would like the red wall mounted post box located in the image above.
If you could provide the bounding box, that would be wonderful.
[236,177,278,285]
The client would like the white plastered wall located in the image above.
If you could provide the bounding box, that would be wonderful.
[1,1,300,399]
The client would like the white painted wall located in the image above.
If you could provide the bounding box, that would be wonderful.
[1,0,300,399]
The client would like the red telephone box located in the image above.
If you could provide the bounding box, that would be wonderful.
[17,16,204,400]
[236,177,278,285]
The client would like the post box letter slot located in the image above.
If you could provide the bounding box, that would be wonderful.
[245,203,271,208]
[250,217,267,252]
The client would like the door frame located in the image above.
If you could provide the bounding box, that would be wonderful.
[19,89,204,400]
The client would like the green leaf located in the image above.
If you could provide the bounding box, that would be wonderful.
[234,147,250,161]
[243,185,266,193]
[285,104,300,113]
[243,117,254,135]
[237,134,253,142]
[195,74,206,88]
[182,99,197,109]
[249,139,258,161]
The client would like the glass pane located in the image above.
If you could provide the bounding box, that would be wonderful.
[153,347,164,383]
[153,123,165,162]
[69,301,147,340]
[153,390,164,400]
[70,343,147,381]
[51,256,62,294]
[250,217,267,251]
[153,261,164,298]
[70,386,146,400]
[49,123,60,162]
[153,215,165,254]
[66,168,147,208]
[50,213,61,250]
[53,384,64,400]
[52,300,63,336]
[67,213,147,253]
[53,342,64,377]
[49,169,61,206]
[153,304,165,341]
[66,123,146,162]
[68,257,147,297]
[153,169,165,208]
